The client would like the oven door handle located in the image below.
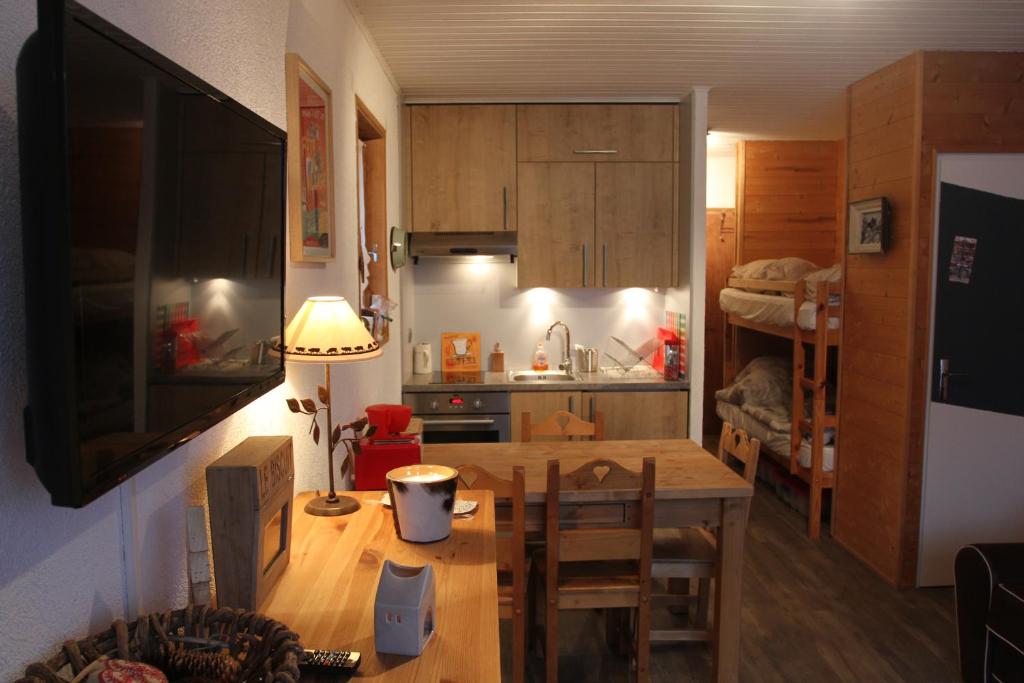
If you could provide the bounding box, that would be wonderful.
[420,419,497,426]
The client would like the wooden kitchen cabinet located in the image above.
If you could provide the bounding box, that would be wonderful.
[516,163,595,288]
[510,391,582,442]
[596,163,676,288]
[409,104,516,232]
[515,103,678,289]
[517,104,676,162]
[583,391,688,440]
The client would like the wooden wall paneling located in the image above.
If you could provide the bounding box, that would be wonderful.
[835,53,919,585]
[734,141,746,263]
[897,50,926,589]
[703,208,737,435]
[736,140,843,267]
[831,121,849,537]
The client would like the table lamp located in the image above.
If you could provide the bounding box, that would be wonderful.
[275,296,382,516]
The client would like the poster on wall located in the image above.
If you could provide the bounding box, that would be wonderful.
[286,53,334,263]
[948,236,977,284]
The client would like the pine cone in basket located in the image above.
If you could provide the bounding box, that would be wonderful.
[159,651,240,683]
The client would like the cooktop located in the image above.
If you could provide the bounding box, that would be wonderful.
[426,371,485,385]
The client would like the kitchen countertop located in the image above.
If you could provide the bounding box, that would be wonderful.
[403,371,689,393]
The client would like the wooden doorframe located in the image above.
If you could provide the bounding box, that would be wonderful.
[355,96,388,342]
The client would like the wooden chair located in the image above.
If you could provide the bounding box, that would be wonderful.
[650,422,760,643]
[455,464,528,683]
[533,457,655,682]
[521,409,604,442]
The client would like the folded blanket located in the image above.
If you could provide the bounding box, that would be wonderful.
[715,356,792,409]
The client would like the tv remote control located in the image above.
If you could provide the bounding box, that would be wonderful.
[300,649,361,678]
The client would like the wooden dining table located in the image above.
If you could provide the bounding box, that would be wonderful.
[261,490,500,681]
[424,438,754,683]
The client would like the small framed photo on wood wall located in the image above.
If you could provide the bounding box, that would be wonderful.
[286,53,335,263]
[848,197,891,254]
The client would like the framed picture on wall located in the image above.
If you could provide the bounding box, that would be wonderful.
[848,197,891,254]
[286,53,335,263]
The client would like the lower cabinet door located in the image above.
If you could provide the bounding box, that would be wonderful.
[510,391,583,441]
[584,391,689,440]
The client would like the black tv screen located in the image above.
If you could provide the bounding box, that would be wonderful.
[18,0,286,507]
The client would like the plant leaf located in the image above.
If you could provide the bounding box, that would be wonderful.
[340,455,351,478]
[343,417,368,433]
[285,398,302,413]
[352,440,362,455]
[332,424,342,447]
[300,398,317,413]
[313,421,321,445]
[317,385,329,406]
[365,424,378,439]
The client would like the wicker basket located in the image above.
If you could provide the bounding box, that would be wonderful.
[16,606,303,683]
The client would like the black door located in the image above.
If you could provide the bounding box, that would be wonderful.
[932,182,1024,417]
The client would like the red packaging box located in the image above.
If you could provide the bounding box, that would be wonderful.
[353,438,422,490]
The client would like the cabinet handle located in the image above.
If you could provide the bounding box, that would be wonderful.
[502,186,509,230]
[574,149,618,155]
[582,243,589,287]
[602,244,608,287]
[568,396,575,414]
[589,396,596,421]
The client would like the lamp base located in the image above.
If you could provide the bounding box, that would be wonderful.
[304,494,360,517]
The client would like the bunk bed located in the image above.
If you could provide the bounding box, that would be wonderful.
[719,262,841,539]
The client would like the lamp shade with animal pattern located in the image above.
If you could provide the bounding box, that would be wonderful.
[275,296,382,364]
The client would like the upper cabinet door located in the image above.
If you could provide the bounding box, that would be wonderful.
[596,163,676,288]
[517,162,595,288]
[410,105,516,232]
[517,104,676,163]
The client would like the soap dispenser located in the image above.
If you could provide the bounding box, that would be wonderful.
[532,341,549,371]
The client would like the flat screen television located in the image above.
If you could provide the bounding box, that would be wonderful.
[17,0,286,507]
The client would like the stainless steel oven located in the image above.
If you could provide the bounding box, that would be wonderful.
[404,391,510,443]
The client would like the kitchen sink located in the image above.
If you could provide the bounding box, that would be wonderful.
[508,370,578,382]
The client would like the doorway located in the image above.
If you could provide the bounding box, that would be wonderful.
[356,97,389,342]
[917,153,1024,586]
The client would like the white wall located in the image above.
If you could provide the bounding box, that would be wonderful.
[0,2,400,678]
[284,0,403,493]
[407,261,669,372]
[707,143,737,209]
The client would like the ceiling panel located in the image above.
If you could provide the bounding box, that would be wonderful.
[350,0,1024,139]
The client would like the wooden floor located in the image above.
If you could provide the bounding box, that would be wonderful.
[502,483,960,682]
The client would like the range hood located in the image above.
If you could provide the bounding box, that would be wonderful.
[409,231,517,263]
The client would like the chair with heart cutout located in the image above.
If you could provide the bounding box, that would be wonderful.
[531,457,655,682]
[521,409,604,442]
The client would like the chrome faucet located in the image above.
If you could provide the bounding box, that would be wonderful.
[545,320,572,374]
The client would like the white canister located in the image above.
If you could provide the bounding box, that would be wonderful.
[413,343,432,375]
[386,464,458,543]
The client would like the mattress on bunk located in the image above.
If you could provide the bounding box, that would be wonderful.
[716,400,834,472]
[719,287,839,331]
